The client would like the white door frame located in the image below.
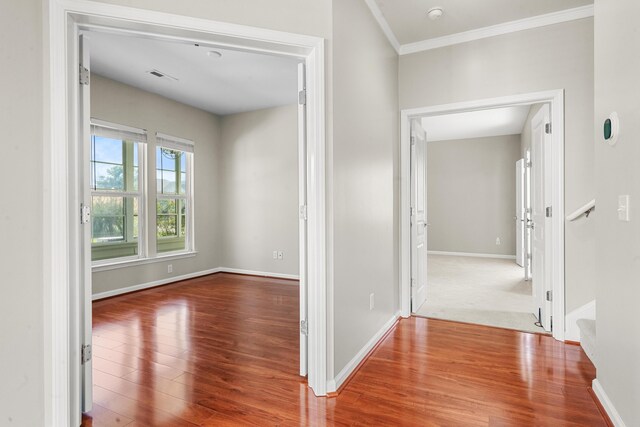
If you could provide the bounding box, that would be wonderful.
[399,90,565,342]
[46,1,328,425]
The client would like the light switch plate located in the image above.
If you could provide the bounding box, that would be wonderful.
[618,195,630,221]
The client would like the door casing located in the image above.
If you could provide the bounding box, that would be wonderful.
[46,2,328,425]
[399,90,565,342]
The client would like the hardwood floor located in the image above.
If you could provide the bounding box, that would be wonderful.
[82,273,605,426]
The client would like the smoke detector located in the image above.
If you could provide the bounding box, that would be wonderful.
[427,7,444,20]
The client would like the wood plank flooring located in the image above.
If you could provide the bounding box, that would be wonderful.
[82,273,605,426]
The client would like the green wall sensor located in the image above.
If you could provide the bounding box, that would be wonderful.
[604,112,619,146]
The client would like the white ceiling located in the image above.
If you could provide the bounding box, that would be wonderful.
[374,0,593,45]
[422,105,532,142]
[86,30,300,116]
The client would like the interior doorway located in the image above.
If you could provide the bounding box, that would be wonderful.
[400,91,566,342]
[48,3,327,426]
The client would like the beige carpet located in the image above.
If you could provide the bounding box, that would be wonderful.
[415,255,546,334]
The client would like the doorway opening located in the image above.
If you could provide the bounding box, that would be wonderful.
[400,91,566,342]
[47,3,327,426]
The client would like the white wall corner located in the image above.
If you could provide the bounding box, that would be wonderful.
[565,299,596,342]
[592,379,628,427]
[363,0,400,53]
[327,311,400,393]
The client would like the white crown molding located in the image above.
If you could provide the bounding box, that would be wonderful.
[364,0,400,53]
[399,5,594,55]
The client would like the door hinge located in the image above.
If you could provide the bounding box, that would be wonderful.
[79,64,90,85]
[526,161,532,168]
[545,123,552,134]
[410,136,416,145]
[299,205,308,221]
[81,344,92,364]
[298,89,306,106]
[300,319,308,336]
[80,203,91,225]
[546,206,552,218]
[546,291,553,302]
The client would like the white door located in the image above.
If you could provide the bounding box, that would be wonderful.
[524,150,532,281]
[515,159,525,267]
[79,34,94,415]
[297,62,308,377]
[530,104,552,331]
[411,119,427,312]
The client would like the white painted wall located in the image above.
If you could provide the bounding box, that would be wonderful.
[0,1,44,425]
[331,0,399,377]
[427,135,522,256]
[594,1,640,424]
[219,105,299,276]
[90,75,222,295]
[399,18,595,314]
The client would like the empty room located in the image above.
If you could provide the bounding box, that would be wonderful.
[4,0,640,426]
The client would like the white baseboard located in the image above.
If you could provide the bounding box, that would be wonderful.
[427,250,516,260]
[92,267,221,300]
[217,267,299,281]
[92,267,299,300]
[327,311,400,393]
[565,299,596,342]
[592,379,627,427]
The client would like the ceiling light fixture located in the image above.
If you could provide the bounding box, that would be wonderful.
[207,50,223,59]
[427,7,444,21]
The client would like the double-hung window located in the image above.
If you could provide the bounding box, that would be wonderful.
[155,133,194,254]
[90,120,147,262]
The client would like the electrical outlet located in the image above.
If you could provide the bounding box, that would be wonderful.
[273,251,278,259]
[168,264,173,273]
[496,237,501,246]
[277,251,284,260]
[369,293,375,310]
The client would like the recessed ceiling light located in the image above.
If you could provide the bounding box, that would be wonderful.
[427,7,444,20]
[207,50,223,59]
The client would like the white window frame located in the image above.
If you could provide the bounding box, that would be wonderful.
[90,119,148,267]
[155,132,195,256]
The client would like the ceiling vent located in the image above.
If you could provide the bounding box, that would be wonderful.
[146,69,179,82]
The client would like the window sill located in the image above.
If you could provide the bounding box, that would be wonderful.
[92,251,198,273]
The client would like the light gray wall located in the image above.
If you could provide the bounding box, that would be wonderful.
[427,135,522,256]
[331,0,399,376]
[399,18,595,314]
[91,75,221,295]
[520,104,544,157]
[219,105,299,276]
[594,0,640,424]
[0,1,44,425]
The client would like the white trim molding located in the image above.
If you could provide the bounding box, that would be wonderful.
[47,1,328,424]
[92,268,221,300]
[592,379,628,427]
[363,0,400,53]
[216,268,300,281]
[92,267,299,300]
[400,90,566,343]
[363,2,594,57]
[565,300,596,342]
[427,251,516,260]
[327,312,400,393]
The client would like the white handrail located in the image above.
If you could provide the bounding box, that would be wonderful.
[566,199,595,221]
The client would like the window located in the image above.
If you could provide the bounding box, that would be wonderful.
[90,120,147,262]
[90,124,195,265]
[155,133,194,254]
